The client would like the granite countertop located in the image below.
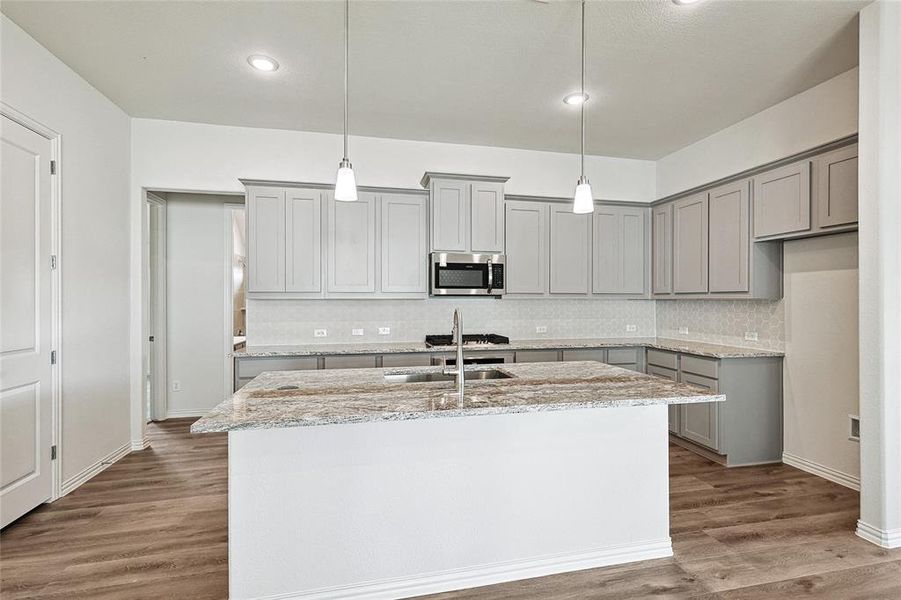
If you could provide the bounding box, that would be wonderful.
[191,361,724,433]
[235,337,783,360]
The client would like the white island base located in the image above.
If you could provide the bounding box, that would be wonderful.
[228,404,672,600]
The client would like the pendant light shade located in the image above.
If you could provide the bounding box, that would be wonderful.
[334,0,358,202]
[573,176,594,214]
[335,159,358,202]
[572,0,594,214]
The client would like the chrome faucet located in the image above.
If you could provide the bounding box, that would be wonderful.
[442,308,465,401]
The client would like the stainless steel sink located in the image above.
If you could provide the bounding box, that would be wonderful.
[384,369,512,384]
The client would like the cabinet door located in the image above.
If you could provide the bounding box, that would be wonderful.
[549,205,591,294]
[327,193,376,293]
[652,203,673,295]
[673,193,709,294]
[514,350,560,363]
[592,206,619,293]
[505,201,548,295]
[471,181,505,252]
[708,179,749,293]
[621,207,647,294]
[679,373,720,451]
[816,144,858,228]
[430,179,467,252]
[647,365,679,433]
[381,195,427,293]
[285,188,322,293]
[247,186,285,292]
[562,349,606,362]
[753,160,811,238]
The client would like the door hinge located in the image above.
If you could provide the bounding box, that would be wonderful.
[50,255,58,270]
[51,445,57,460]
[50,350,57,365]
[50,160,57,175]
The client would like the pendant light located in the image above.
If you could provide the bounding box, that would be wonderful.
[334,0,358,202]
[572,0,594,214]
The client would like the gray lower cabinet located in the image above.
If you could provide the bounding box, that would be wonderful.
[561,349,606,362]
[673,192,709,294]
[234,356,319,391]
[514,350,560,363]
[380,194,428,293]
[815,144,858,229]
[505,201,548,295]
[323,355,378,369]
[652,203,673,296]
[381,354,433,368]
[549,205,592,295]
[592,206,648,296]
[753,159,812,239]
[647,350,783,466]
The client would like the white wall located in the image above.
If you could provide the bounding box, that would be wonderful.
[656,68,859,198]
[783,233,859,485]
[1,16,132,485]
[857,0,901,548]
[166,193,237,417]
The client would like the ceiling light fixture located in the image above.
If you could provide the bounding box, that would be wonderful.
[247,55,279,72]
[563,92,590,106]
[334,0,358,202]
[572,0,594,215]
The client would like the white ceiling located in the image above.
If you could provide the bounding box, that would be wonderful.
[2,0,866,159]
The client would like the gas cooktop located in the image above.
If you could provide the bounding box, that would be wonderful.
[425,333,511,347]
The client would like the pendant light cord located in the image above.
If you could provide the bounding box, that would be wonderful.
[580,0,586,178]
[343,0,349,160]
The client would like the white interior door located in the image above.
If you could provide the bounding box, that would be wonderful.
[1,115,54,528]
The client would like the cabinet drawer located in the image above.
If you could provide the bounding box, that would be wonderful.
[562,349,606,362]
[323,355,378,369]
[515,350,560,363]
[606,348,640,365]
[646,364,678,381]
[680,372,718,392]
[381,353,432,368]
[615,363,642,373]
[237,357,319,378]
[680,355,719,379]
[647,349,678,370]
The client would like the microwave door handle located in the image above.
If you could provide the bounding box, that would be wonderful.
[487,258,493,294]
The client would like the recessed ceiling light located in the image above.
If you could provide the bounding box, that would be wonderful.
[247,55,279,72]
[672,0,702,5]
[563,92,589,106]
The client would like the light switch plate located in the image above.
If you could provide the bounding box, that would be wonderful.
[314,329,328,338]
[678,327,689,335]
[535,326,548,334]
[625,324,637,332]
[352,328,364,336]
[172,380,181,392]
[378,327,391,335]
[744,331,759,341]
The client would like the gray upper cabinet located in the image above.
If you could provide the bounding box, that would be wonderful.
[470,181,505,252]
[421,173,509,254]
[652,203,673,295]
[753,160,811,239]
[549,204,591,295]
[816,144,858,229]
[327,193,377,293]
[673,192,709,294]
[592,205,648,295]
[505,200,548,295]
[285,188,322,293]
[247,186,286,293]
[708,179,749,293]
[380,194,427,294]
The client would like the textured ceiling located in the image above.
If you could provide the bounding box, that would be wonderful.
[1,0,866,159]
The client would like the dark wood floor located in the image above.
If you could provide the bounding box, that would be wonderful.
[2,419,899,599]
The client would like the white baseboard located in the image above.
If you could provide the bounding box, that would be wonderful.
[165,408,208,419]
[782,451,860,490]
[250,538,673,600]
[856,520,901,549]
[130,435,150,451]
[60,441,131,497]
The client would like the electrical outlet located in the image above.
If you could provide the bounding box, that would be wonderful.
[314,329,327,338]
[678,327,689,335]
[744,331,759,341]
[352,328,364,336]
[535,326,548,334]
[378,327,391,335]
[172,380,181,392]
[625,324,637,333]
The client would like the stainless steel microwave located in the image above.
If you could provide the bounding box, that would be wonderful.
[429,253,505,297]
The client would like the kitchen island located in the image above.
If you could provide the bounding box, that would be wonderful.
[192,361,723,600]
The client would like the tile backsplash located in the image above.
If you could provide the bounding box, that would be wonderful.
[655,299,785,351]
[247,298,657,346]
